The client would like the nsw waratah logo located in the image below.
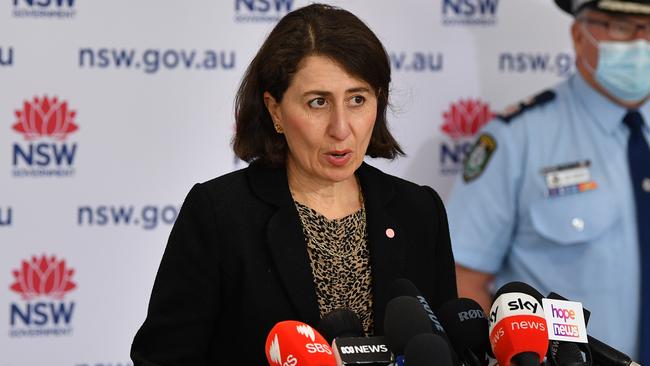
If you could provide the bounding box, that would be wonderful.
[439,98,495,175]
[8,255,77,337]
[11,95,79,178]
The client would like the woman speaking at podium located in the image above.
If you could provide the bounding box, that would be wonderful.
[131,3,457,365]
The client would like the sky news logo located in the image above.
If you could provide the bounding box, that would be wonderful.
[9,255,77,337]
[13,0,76,18]
[439,99,495,175]
[442,0,499,26]
[0,46,13,67]
[390,51,443,73]
[0,206,12,226]
[234,0,293,22]
[11,96,79,178]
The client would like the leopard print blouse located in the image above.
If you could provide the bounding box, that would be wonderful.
[294,200,374,334]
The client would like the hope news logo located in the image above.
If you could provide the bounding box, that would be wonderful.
[9,255,77,337]
[13,0,76,18]
[442,0,499,26]
[11,95,79,178]
[439,99,494,175]
[234,0,293,22]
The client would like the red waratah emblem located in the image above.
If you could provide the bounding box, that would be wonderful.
[13,96,78,140]
[441,99,495,139]
[10,255,77,300]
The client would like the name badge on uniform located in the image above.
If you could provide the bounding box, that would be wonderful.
[541,160,597,198]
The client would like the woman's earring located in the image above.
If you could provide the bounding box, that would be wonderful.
[274,123,283,134]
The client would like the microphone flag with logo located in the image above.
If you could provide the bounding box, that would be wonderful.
[488,284,548,366]
[265,320,336,366]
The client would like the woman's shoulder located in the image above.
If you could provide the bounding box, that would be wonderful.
[359,163,444,211]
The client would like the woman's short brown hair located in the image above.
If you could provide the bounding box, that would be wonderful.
[233,3,403,166]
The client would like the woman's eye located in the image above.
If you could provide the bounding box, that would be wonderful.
[308,98,327,108]
[350,95,365,106]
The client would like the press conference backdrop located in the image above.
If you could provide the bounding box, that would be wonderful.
[0,1,573,365]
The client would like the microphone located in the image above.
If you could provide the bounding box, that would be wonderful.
[317,309,392,366]
[488,282,549,366]
[436,297,492,366]
[547,292,640,366]
[318,308,364,344]
[387,278,460,365]
[404,333,454,366]
[533,287,639,366]
[265,320,337,366]
[383,295,433,357]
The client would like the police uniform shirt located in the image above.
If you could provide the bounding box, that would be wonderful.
[446,72,650,357]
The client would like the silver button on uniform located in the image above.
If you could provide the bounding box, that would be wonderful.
[572,218,585,231]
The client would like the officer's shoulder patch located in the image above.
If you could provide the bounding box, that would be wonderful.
[497,90,556,124]
[463,133,497,183]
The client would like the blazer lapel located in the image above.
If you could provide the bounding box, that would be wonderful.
[356,163,407,334]
[247,162,321,325]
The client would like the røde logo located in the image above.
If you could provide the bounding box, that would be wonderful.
[11,96,79,177]
[9,255,77,337]
[458,309,485,321]
[439,98,495,175]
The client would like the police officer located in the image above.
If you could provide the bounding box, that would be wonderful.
[447,0,650,359]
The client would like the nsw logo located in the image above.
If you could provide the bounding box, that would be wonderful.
[442,0,499,26]
[11,95,79,178]
[9,255,77,337]
[439,98,494,175]
[234,0,293,22]
[13,0,76,19]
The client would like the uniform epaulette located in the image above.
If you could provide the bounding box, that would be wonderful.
[497,90,556,124]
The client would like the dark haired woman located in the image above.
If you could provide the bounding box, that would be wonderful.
[131,4,456,365]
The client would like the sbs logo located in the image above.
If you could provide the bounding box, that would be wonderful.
[439,99,495,175]
[9,255,77,337]
[296,324,316,341]
[11,96,79,178]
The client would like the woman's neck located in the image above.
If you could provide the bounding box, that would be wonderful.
[287,165,362,220]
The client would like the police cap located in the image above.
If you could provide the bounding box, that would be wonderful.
[555,0,650,15]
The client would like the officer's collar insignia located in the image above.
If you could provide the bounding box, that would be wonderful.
[463,133,497,183]
[498,90,556,124]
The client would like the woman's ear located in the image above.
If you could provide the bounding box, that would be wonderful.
[263,91,282,126]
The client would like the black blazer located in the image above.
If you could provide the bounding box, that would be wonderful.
[131,161,457,365]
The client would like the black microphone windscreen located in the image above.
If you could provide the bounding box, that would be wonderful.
[388,278,421,299]
[384,296,433,355]
[493,281,545,302]
[436,298,491,357]
[405,333,454,366]
[317,308,364,344]
[555,342,585,365]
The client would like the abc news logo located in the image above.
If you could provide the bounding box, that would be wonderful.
[339,344,389,355]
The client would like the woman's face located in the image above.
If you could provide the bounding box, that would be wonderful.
[264,55,378,186]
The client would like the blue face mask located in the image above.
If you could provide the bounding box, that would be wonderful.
[582,26,650,102]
